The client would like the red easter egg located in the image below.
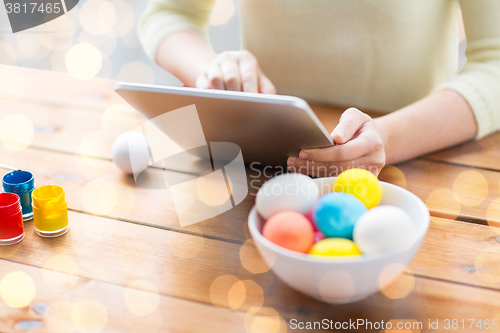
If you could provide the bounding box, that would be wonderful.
[304,208,318,231]
[263,211,314,253]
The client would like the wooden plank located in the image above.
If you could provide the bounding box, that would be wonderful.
[1,218,500,333]
[425,131,500,172]
[0,81,376,165]
[0,64,123,111]
[0,259,292,333]
[414,217,500,290]
[0,145,253,242]
[379,159,500,225]
[3,145,500,244]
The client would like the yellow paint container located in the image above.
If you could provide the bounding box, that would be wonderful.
[32,185,69,237]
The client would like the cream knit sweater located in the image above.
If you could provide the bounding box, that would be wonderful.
[139,0,500,139]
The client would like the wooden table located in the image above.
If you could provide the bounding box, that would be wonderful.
[1,65,500,333]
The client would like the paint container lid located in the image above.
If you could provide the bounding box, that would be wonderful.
[3,170,35,193]
[0,193,22,217]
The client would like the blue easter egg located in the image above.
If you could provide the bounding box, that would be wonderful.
[313,192,367,239]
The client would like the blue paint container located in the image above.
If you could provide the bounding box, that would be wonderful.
[2,170,35,221]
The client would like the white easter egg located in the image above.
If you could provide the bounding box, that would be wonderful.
[256,173,319,220]
[353,205,414,254]
[112,131,150,175]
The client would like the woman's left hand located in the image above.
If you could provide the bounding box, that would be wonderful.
[287,107,386,177]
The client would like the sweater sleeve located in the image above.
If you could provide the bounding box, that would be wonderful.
[139,0,216,62]
[440,0,500,139]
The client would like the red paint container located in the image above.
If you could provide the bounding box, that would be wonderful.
[0,193,24,245]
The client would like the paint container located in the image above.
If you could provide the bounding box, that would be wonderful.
[32,185,69,237]
[0,193,25,245]
[2,170,35,221]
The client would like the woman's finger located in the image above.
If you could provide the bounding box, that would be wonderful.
[220,60,242,91]
[238,52,259,92]
[195,74,209,89]
[299,129,381,162]
[259,72,277,94]
[206,64,225,90]
[331,108,371,144]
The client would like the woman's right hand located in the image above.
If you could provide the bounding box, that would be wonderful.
[195,50,276,94]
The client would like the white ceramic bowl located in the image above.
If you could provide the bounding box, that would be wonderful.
[248,177,430,303]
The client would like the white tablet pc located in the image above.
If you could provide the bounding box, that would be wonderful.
[114,83,333,166]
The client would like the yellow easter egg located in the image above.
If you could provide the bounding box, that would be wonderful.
[333,168,382,209]
[308,238,362,256]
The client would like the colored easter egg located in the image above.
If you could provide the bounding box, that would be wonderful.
[313,231,325,243]
[304,208,317,231]
[256,173,319,220]
[333,168,382,209]
[308,238,362,256]
[313,192,367,239]
[262,211,314,253]
[353,205,414,254]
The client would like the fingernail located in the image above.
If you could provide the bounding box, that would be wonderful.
[287,158,295,167]
[299,151,309,160]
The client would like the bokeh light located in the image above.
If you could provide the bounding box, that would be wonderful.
[17,33,50,60]
[42,254,80,292]
[244,307,286,333]
[378,165,406,188]
[0,271,36,308]
[209,275,239,309]
[108,0,135,37]
[101,104,140,138]
[239,280,264,315]
[378,263,414,299]
[0,113,34,151]
[240,239,275,274]
[81,179,118,216]
[72,300,108,333]
[46,301,75,333]
[196,171,231,206]
[74,130,112,177]
[65,43,102,80]
[319,270,355,304]
[40,15,75,51]
[425,188,461,222]
[124,280,160,316]
[78,33,117,58]
[453,170,488,207]
[117,61,155,84]
[475,247,500,284]
[80,0,116,36]
[118,240,156,277]
[210,0,235,25]
[227,280,246,310]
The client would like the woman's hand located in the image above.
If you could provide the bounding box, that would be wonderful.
[195,50,276,93]
[287,108,386,177]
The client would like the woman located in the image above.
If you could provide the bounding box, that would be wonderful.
[139,0,500,177]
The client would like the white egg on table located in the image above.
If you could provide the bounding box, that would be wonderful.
[256,173,319,219]
[353,205,414,254]
[112,131,150,175]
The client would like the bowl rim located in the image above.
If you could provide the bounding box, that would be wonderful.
[248,178,430,264]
